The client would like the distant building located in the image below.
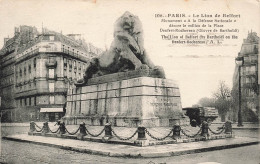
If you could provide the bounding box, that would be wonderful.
[0,25,102,122]
[232,32,259,122]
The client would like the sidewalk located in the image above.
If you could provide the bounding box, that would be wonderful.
[0,122,56,127]
[3,134,259,158]
[212,122,259,130]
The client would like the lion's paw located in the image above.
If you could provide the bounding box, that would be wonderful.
[137,64,149,70]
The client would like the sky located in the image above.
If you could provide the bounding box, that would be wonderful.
[0,0,259,107]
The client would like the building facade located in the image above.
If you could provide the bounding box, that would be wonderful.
[0,26,102,122]
[232,32,259,122]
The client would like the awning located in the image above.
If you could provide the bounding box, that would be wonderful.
[40,108,63,113]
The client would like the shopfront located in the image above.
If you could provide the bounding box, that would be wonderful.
[40,108,64,122]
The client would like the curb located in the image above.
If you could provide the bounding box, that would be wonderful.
[3,136,259,158]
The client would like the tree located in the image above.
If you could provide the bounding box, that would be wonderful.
[197,97,215,107]
[213,81,231,122]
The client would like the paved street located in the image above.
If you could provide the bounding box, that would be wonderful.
[1,138,259,164]
[0,123,259,164]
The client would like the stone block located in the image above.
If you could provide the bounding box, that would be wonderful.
[76,101,81,114]
[97,99,106,115]
[142,118,159,127]
[76,94,81,101]
[189,138,195,142]
[107,90,120,98]
[105,98,118,116]
[89,100,98,115]
[66,101,72,116]
[80,101,88,115]
[72,88,77,95]
[119,97,129,115]
[107,81,120,90]
[142,96,182,118]
[68,88,73,95]
[81,94,86,101]
[176,138,183,143]
[67,95,72,101]
[72,95,77,101]
[120,77,179,88]
[76,87,81,94]
[81,85,98,93]
[98,83,107,91]
[183,139,189,143]
[86,92,98,100]
[71,102,76,115]
[98,91,107,99]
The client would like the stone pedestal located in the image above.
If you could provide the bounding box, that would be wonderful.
[63,71,182,127]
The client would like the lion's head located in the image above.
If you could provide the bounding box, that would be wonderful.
[114,11,143,35]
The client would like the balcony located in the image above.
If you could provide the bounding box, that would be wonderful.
[45,59,57,68]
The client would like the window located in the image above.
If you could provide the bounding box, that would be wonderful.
[78,62,81,70]
[49,68,55,78]
[64,57,67,67]
[49,82,55,92]
[33,58,36,68]
[69,59,72,70]
[24,67,26,76]
[24,98,27,106]
[34,96,37,106]
[29,97,31,106]
[50,96,55,104]
[50,36,54,41]
[28,65,31,74]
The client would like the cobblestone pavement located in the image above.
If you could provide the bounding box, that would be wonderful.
[1,139,259,164]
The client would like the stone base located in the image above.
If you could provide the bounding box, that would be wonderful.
[28,131,235,147]
[64,73,183,127]
[62,116,184,127]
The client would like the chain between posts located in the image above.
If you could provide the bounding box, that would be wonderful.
[208,124,225,135]
[65,127,80,135]
[145,128,173,140]
[85,127,105,137]
[34,123,42,129]
[111,129,138,140]
[35,126,43,132]
[181,128,202,138]
[49,127,60,133]
[33,122,43,132]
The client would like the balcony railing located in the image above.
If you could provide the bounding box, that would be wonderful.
[45,59,57,68]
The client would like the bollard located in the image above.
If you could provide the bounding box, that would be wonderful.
[104,123,112,137]
[59,121,66,134]
[137,126,146,140]
[79,122,87,136]
[42,122,50,134]
[225,121,232,134]
[77,122,87,140]
[201,121,209,138]
[29,121,36,132]
[172,125,181,139]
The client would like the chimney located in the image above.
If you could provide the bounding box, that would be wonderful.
[14,27,20,35]
[4,38,9,45]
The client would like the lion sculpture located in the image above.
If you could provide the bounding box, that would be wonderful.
[78,11,165,85]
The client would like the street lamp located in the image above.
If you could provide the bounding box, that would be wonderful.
[235,56,244,127]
